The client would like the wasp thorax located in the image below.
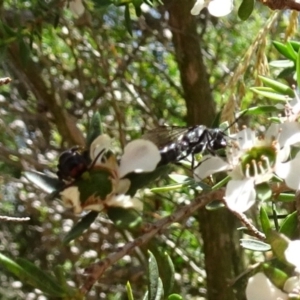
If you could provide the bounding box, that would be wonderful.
[240,146,277,178]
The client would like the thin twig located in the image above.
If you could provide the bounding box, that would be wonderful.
[0,215,30,222]
[80,182,290,293]
[229,207,266,240]
[80,188,225,294]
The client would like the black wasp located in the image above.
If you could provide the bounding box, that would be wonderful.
[57,146,90,182]
[143,125,227,167]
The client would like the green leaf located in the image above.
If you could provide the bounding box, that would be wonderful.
[241,105,282,116]
[160,252,175,296]
[168,295,183,300]
[276,193,295,202]
[126,281,135,300]
[151,184,185,193]
[256,183,272,202]
[107,207,142,229]
[205,200,225,210]
[147,251,160,300]
[125,4,133,36]
[126,165,170,197]
[286,41,297,61]
[240,239,271,251]
[250,88,289,101]
[296,48,300,88]
[63,211,99,244]
[169,174,191,184]
[260,206,271,236]
[24,171,63,194]
[290,40,300,53]
[277,67,295,79]
[267,230,290,263]
[263,264,288,289]
[258,76,294,97]
[279,211,298,239]
[16,258,67,296]
[269,60,294,68]
[86,112,102,147]
[273,41,296,61]
[238,0,254,20]
[0,254,66,297]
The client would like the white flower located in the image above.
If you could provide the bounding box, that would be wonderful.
[281,89,300,123]
[194,123,300,213]
[246,272,288,300]
[69,0,85,17]
[275,122,300,190]
[285,240,300,272]
[284,276,300,295]
[60,135,161,213]
[191,0,233,17]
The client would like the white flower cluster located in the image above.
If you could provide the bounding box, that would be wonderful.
[60,135,161,213]
[194,120,300,213]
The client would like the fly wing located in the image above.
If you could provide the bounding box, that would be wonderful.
[142,126,188,149]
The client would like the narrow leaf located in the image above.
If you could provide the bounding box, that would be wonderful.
[107,207,142,229]
[0,254,65,297]
[126,281,135,300]
[24,171,63,194]
[286,41,297,61]
[147,251,159,300]
[267,230,290,263]
[273,41,295,61]
[160,252,175,296]
[260,206,271,236]
[277,193,295,202]
[241,105,282,115]
[63,211,99,244]
[168,295,183,300]
[238,0,254,20]
[296,48,300,88]
[269,60,294,68]
[290,40,300,53]
[263,264,288,289]
[169,174,191,184]
[240,239,271,252]
[279,211,298,239]
[16,258,66,296]
[258,76,294,97]
[151,184,185,193]
[250,88,289,101]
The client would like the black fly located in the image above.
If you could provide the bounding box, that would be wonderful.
[143,125,227,167]
[57,146,90,181]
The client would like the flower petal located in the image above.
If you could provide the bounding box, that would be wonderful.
[285,240,300,271]
[279,122,300,148]
[246,272,288,300]
[69,0,85,17]
[276,152,300,190]
[224,179,256,213]
[191,0,206,15]
[90,134,112,163]
[208,0,233,17]
[284,276,300,293]
[106,194,143,211]
[60,186,82,214]
[119,140,161,178]
[193,155,230,181]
